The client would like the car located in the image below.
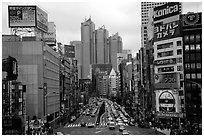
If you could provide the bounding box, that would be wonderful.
[87,123,95,128]
[129,122,135,126]
[119,125,125,132]
[122,130,129,135]
[80,122,86,127]
[86,112,90,116]
[91,113,95,117]
[109,122,115,130]
[55,131,64,135]
[123,119,128,123]
[95,122,99,125]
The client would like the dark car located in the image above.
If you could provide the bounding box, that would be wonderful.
[80,122,86,127]
[87,123,95,128]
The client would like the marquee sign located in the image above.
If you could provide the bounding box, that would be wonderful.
[155,112,183,118]
[154,20,181,42]
[183,12,200,26]
[159,91,175,110]
[158,66,174,73]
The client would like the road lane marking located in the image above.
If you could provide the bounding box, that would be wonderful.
[95,131,102,133]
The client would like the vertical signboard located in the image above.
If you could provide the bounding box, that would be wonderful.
[36,6,48,32]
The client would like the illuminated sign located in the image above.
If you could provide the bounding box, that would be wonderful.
[8,5,48,32]
[153,2,181,21]
[158,66,174,73]
[154,58,176,66]
[182,12,202,30]
[154,73,179,89]
[154,20,181,42]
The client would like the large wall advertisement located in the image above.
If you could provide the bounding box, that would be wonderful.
[154,72,180,89]
[8,5,48,32]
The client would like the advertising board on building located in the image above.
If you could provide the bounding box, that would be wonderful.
[154,20,181,42]
[153,2,181,21]
[64,45,75,58]
[154,72,179,89]
[158,66,174,73]
[155,90,181,115]
[182,12,202,30]
[154,58,176,66]
[8,5,48,32]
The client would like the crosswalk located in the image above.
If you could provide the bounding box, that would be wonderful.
[64,123,129,128]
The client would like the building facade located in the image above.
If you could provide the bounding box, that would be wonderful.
[81,18,95,79]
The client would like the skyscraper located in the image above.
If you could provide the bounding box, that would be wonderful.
[109,33,123,72]
[81,17,95,79]
[95,26,109,64]
[141,2,166,48]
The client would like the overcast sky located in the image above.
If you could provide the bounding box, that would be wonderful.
[1,0,202,55]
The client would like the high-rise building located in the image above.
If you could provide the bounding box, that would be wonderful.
[109,33,123,72]
[141,2,166,48]
[181,12,202,125]
[70,41,82,79]
[95,26,109,64]
[81,17,95,79]
[2,35,60,126]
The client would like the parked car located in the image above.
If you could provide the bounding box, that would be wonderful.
[55,131,64,135]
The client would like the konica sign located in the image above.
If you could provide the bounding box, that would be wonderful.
[153,2,181,21]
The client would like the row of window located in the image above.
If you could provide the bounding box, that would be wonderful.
[184,44,201,51]
[184,53,202,62]
[186,73,202,79]
[157,41,181,50]
[185,63,201,69]
[184,34,201,43]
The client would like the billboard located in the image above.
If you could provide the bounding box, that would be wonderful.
[155,90,181,114]
[64,45,75,58]
[154,72,180,89]
[8,6,36,27]
[182,12,202,30]
[8,5,48,32]
[154,20,181,42]
[153,2,181,21]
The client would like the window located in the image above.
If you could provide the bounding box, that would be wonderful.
[184,35,189,43]
[186,74,190,79]
[177,65,182,71]
[190,35,194,43]
[191,63,195,69]
[196,44,201,51]
[180,74,183,79]
[197,73,201,79]
[190,44,195,50]
[185,63,190,69]
[177,41,181,46]
[196,53,201,61]
[192,73,196,79]
[196,63,201,69]
[179,90,184,96]
[185,54,190,62]
[177,57,182,63]
[196,34,200,42]
[190,54,195,61]
[177,49,182,55]
[185,45,189,51]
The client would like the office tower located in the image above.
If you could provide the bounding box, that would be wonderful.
[109,33,123,72]
[141,2,166,48]
[95,26,109,64]
[181,12,202,125]
[81,17,95,79]
[70,41,83,79]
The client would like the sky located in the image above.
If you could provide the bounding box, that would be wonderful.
[1,0,202,55]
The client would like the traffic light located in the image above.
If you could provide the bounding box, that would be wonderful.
[2,56,18,81]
